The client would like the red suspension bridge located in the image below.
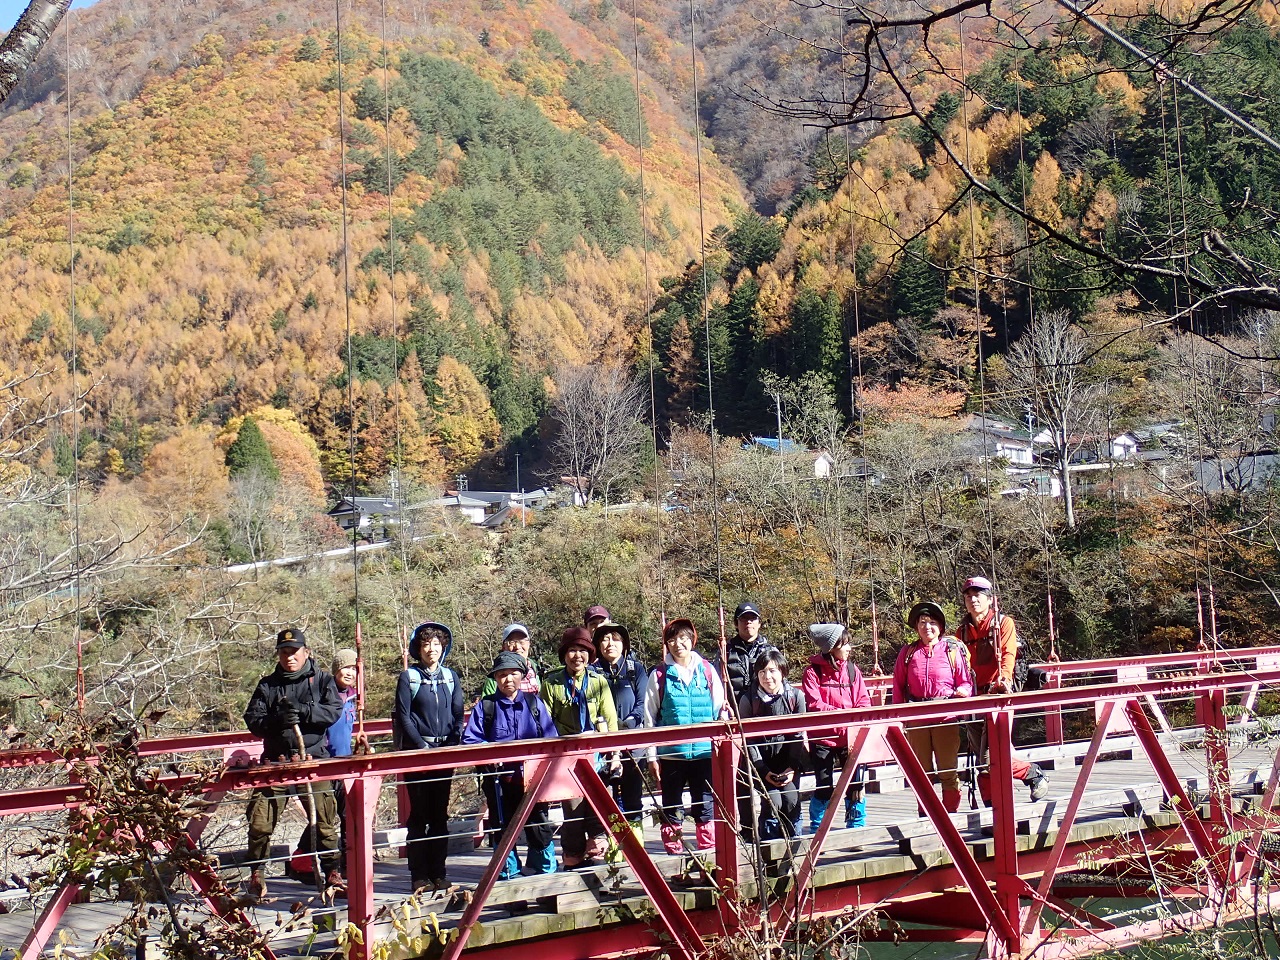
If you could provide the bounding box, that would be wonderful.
[2,644,1279,960]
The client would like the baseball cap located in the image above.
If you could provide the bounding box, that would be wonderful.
[583,605,610,624]
[275,627,306,650]
[502,623,530,643]
[734,602,761,620]
[963,576,994,593]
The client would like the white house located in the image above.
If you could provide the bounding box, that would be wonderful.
[1110,432,1139,460]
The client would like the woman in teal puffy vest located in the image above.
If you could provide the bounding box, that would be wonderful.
[642,618,727,854]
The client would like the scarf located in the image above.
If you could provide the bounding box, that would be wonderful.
[278,659,312,682]
[566,670,589,732]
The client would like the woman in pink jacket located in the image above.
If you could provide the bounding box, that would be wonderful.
[801,623,872,831]
[892,601,973,813]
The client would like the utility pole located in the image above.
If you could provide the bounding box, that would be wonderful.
[515,454,525,529]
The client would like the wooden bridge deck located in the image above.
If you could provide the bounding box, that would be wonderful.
[0,733,1271,959]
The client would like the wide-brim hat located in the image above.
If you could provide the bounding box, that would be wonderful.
[907,601,946,633]
[410,621,453,662]
[592,620,631,653]
[559,627,597,662]
[489,650,529,677]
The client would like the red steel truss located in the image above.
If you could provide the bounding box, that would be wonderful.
[3,645,1280,959]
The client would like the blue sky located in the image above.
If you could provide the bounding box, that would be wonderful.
[1,1,99,30]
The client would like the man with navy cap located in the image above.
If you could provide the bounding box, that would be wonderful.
[242,627,342,899]
[720,602,772,703]
[718,602,772,841]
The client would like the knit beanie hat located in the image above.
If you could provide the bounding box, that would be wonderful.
[332,648,358,673]
[808,623,846,655]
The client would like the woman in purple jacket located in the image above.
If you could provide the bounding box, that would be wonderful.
[801,623,872,831]
[462,651,559,881]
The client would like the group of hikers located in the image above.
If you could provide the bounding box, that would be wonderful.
[240,577,1049,901]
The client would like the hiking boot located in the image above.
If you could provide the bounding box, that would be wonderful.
[247,870,267,900]
[1027,764,1050,802]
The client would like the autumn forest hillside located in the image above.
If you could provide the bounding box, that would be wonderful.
[4,0,1280,734]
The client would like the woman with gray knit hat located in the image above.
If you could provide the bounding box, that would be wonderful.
[801,623,872,831]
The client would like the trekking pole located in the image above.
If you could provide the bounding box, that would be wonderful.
[293,723,327,901]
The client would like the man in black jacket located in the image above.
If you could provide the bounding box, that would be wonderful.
[243,628,342,900]
[719,602,772,841]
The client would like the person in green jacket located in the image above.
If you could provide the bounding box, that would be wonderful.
[543,627,619,868]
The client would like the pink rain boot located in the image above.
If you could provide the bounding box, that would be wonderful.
[661,822,684,855]
[695,821,715,851]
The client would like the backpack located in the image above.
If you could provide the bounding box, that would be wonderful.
[653,658,715,715]
[958,613,1030,692]
[392,664,457,749]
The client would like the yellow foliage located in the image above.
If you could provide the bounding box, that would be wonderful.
[137,426,231,519]
[434,356,500,466]
[982,112,1032,171]
[1027,152,1064,230]
[1082,185,1118,243]
[1096,71,1144,116]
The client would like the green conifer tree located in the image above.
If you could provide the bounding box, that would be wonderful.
[225,418,280,482]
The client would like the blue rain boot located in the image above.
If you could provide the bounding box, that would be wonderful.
[527,839,558,875]
[499,849,520,881]
[847,796,867,828]
[808,796,829,835]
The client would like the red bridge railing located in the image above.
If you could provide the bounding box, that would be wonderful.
[3,645,1280,959]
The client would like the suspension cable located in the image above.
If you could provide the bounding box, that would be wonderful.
[630,0,666,633]
[958,15,1000,597]
[64,12,84,714]
[686,0,726,653]
[1011,46,1062,659]
[373,0,404,742]
[1054,0,1280,158]
[332,0,365,735]
[1170,80,1221,652]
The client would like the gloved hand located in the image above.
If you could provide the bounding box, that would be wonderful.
[275,702,300,728]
